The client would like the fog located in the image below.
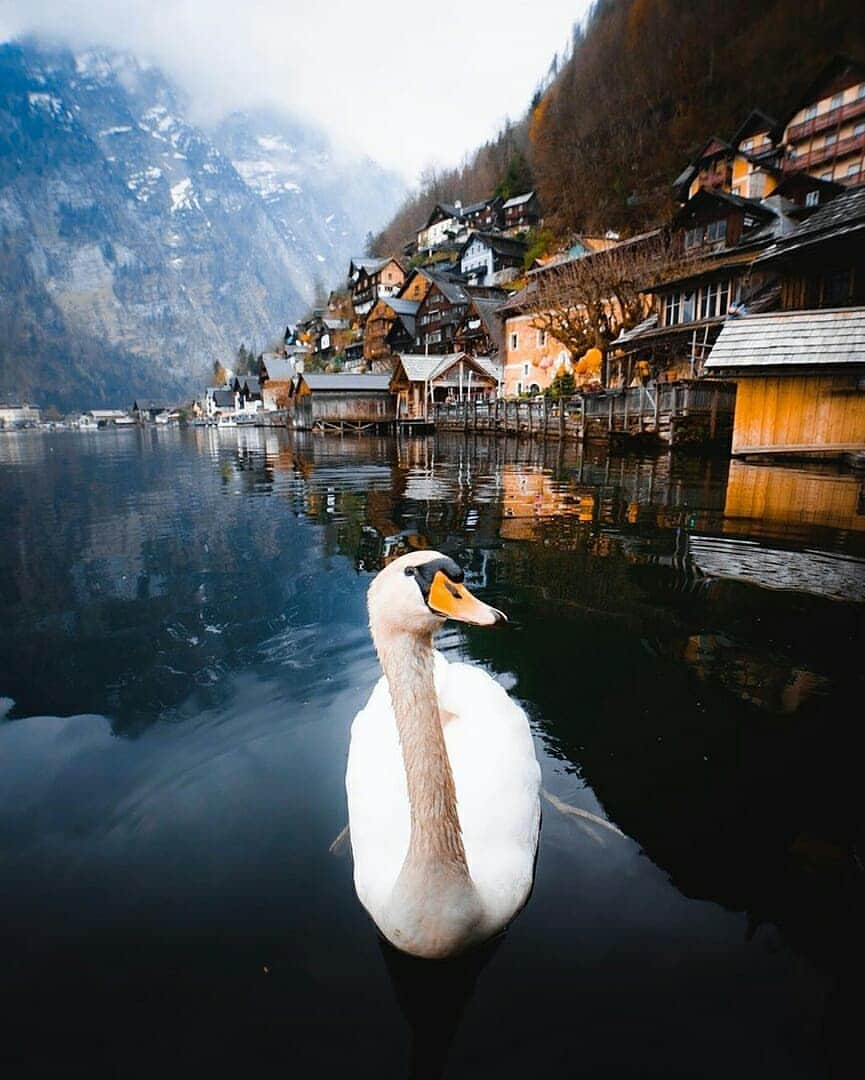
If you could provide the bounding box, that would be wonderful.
[0,0,587,180]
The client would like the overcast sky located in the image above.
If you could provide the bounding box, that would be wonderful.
[0,0,589,181]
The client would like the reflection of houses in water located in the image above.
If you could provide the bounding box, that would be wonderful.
[680,632,828,713]
[499,468,587,541]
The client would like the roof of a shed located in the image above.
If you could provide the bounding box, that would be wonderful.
[301,373,392,391]
[705,307,865,371]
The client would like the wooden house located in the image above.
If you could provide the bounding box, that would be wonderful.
[414,272,472,353]
[363,297,420,367]
[413,272,506,354]
[608,190,789,386]
[291,373,394,432]
[397,266,435,304]
[705,184,865,457]
[501,191,541,235]
[462,196,504,232]
[778,56,865,187]
[453,296,504,358]
[351,256,406,316]
[390,353,500,420]
[458,231,527,286]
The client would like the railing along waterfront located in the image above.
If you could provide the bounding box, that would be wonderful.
[431,380,736,446]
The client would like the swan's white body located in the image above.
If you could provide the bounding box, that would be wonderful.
[346,552,541,958]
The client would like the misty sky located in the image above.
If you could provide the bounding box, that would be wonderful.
[0,0,589,181]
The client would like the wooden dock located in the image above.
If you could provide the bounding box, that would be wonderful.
[431,380,736,449]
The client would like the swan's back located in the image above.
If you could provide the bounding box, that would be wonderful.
[347,652,541,939]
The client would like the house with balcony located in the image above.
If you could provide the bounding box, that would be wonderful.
[705,185,865,457]
[453,296,505,358]
[462,196,504,232]
[363,296,420,369]
[416,203,471,253]
[778,55,865,187]
[501,191,541,235]
[606,188,795,387]
[350,256,406,316]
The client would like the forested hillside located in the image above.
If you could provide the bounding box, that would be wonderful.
[373,0,865,254]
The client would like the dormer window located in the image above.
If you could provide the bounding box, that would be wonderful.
[805,190,820,207]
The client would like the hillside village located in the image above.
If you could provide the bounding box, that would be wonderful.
[6,56,864,460]
[183,55,855,460]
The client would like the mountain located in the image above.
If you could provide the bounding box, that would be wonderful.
[0,41,405,410]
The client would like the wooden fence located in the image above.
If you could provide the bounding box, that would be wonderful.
[432,380,737,447]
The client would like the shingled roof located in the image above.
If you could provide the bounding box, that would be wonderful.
[705,308,865,371]
[755,185,865,263]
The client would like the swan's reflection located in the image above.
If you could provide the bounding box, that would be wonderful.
[379,934,502,1079]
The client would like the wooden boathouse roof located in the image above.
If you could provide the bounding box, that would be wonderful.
[705,308,865,372]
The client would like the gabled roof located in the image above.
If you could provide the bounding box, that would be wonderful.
[300,373,391,392]
[460,295,505,355]
[693,136,733,163]
[381,297,420,316]
[421,203,463,229]
[462,196,502,216]
[424,271,471,306]
[705,308,865,371]
[731,109,777,148]
[672,187,777,227]
[393,352,499,385]
[260,356,296,381]
[458,230,528,261]
[502,191,536,209]
[756,184,865,263]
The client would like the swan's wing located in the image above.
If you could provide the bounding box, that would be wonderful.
[435,654,541,928]
[346,675,410,915]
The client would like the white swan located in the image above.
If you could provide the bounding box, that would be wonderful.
[346,551,541,959]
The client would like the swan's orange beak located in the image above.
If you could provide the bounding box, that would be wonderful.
[427,571,507,626]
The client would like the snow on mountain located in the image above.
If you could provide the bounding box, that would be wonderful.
[0,41,406,409]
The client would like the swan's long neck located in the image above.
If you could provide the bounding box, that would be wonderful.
[376,631,469,876]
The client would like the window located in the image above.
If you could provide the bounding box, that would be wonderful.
[823,268,852,306]
[822,170,834,181]
[516,382,523,395]
[536,329,547,347]
[509,331,519,350]
[706,218,727,243]
[848,162,861,177]
[830,93,843,110]
[663,293,682,326]
[684,225,702,249]
[523,363,529,377]
[825,131,837,147]
[805,190,820,207]
[859,83,865,100]
[804,104,818,120]
[854,122,865,136]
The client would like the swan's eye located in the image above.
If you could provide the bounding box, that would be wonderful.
[404,567,416,577]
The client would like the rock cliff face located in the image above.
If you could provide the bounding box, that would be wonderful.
[0,41,405,409]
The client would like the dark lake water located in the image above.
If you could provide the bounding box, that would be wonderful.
[1,427,864,1079]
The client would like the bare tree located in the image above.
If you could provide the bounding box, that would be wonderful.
[522,230,693,358]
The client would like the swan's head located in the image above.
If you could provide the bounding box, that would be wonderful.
[368,550,506,639]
